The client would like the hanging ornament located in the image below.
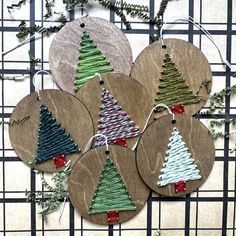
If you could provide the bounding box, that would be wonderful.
[69,135,150,225]
[76,73,153,148]
[9,71,94,172]
[96,88,140,146]
[131,39,212,116]
[49,16,133,94]
[136,104,215,196]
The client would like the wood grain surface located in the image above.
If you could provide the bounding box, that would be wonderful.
[75,73,153,148]
[49,17,133,95]
[9,89,94,173]
[69,145,150,225]
[131,38,212,117]
[136,115,215,196]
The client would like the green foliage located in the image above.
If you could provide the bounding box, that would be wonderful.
[204,85,236,152]
[16,14,67,39]
[95,0,149,30]
[25,161,72,221]
[12,0,173,40]
[44,0,54,19]
[7,0,27,13]
[0,115,30,126]
[63,0,88,10]
[28,50,41,66]
[202,85,236,114]
[0,74,26,81]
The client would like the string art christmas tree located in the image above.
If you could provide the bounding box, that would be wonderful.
[157,127,202,192]
[35,105,81,164]
[154,53,200,109]
[89,156,136,222]
[96,88,141,146]
[74,32,114,91]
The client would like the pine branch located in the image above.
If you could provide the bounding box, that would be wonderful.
[7,0,27,13]
[202,85,236,115]
[16,15,67,39]
[0,74,26,81]
[0,116,30,126]
[96,0,131,29]
[25,161,72,221]
[28,50,41,66]
[44,0,54,19]
[63,0,88,10]
[154,0,174,41]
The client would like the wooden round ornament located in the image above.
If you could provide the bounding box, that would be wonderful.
[49,17,133,94]
[75,73,153,148]
[136,114,215,196]
[69,145,150,225]
[131,38,212,116]
[9,89,94,172]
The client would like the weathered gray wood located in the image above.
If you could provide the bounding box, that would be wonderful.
[49,17,133,94]
[9,89,94,173]
[69,145,150,225]
[131,39,212,117]
[136,115,215,196]
[75,73,153,148]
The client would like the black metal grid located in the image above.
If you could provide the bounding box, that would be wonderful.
[0,0,235,235]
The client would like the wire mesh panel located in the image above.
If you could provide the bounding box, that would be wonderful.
[0,0,235,235]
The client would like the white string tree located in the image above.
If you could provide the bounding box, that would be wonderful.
[157,127,202,193]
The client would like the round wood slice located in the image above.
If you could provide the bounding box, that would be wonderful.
[9,89,94,172]
[131,38,212,117]
[69,145,150,225]
[136,115,215,196]
[75,73,153,148]
[49,17,133,95]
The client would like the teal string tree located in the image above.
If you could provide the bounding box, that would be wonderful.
[35,104,81,164]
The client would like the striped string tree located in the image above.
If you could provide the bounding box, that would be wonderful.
[157,127,202,193]
[89,155,136,222]
[96,88,141,147]
[154,53,200,112]
[74,32,114,91]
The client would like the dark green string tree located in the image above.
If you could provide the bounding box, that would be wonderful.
[154,53,200,109]
[74,31,114,91]
[35,105,81,164]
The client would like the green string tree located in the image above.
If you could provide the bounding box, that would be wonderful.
[89,156,136,222]
[74,31,114,91]
[154,53,200,109]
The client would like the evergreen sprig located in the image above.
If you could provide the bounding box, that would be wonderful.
[13,0,172,40]
[16,14,67,39]
[44,0,54,19]
[25,161,72,221]
[28,50,41,66]
[0,115,30,126]
[7,0,27,13]
[63,0,88,10]
[202,85,236,114]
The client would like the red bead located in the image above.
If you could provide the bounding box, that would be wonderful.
[171,104,185,115]
[174,181,186,193]
[113,138,127,147]
[107,211,119,223]
[53,155,67,168]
